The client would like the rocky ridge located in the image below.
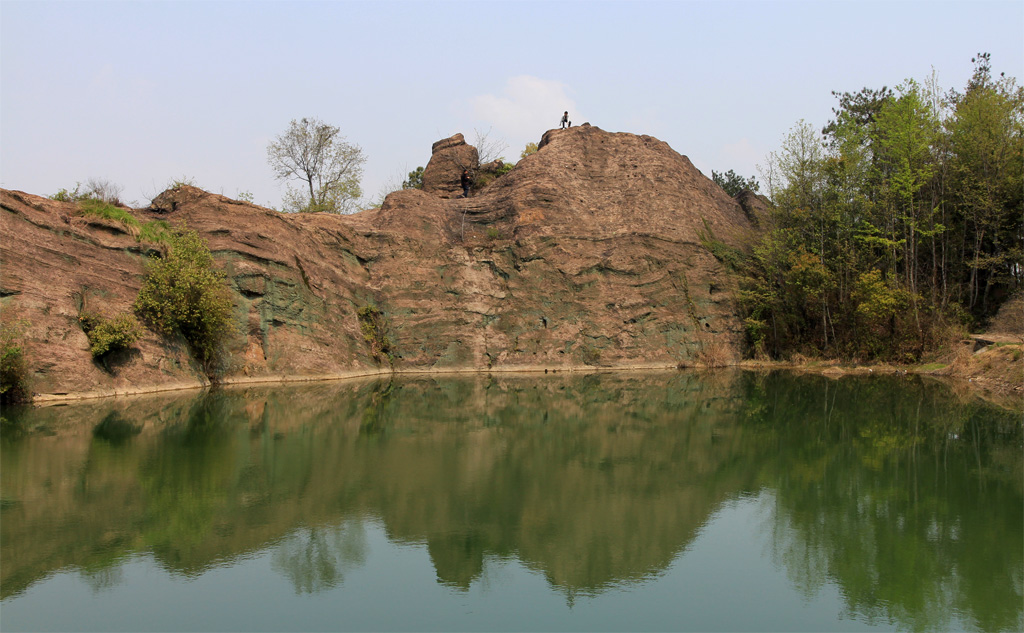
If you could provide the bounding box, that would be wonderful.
[0,125,757,400]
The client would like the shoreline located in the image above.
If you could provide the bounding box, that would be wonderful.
[19,357,1021,411]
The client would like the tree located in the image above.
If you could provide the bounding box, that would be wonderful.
[133,227,234,368]
[945,54,1024,314]
[712,169,760,197]
[402,166,424,190]
[267,117,366,214]
[520,142,539,160]
[472,128,508,165]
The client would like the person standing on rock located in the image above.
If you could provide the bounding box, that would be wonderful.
[561,111,570,128]
[461,169,471,198]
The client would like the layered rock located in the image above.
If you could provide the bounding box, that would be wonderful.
[0,125,755,399]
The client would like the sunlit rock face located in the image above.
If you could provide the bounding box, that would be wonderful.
[0,125,755,398]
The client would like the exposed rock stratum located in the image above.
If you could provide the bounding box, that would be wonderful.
[1,125,756,400]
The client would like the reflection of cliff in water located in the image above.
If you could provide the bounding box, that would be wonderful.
[1,371,1020,630]
[0,372,754,597]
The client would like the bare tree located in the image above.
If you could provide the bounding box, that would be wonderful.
[84,178,125,205]
[267,117,366,213]
[473,128,508,165]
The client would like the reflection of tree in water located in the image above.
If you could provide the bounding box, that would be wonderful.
[91,411,141,445]
[359,379,394,437]
[271,520,367,594]
[139,393,239,574]
[79,563,125,593]
[2,371,1021,630]
[427,531,486,590]
[743,372,1024,632]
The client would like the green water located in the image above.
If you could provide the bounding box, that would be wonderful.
[1,371,1020,632]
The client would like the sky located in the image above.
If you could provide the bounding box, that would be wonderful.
[2,0,1022,210]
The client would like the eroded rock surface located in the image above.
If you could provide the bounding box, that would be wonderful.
[422,133,478,198]
[1,125,754,399]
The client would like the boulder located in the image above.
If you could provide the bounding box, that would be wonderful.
[422,133,479,198]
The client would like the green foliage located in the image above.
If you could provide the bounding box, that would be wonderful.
[723,54,1021,362]
[851,270,917,357]
[50,184,83,202]
[712,169,760,196]
[75,199,171,244]
[402,166,424,190]
[473,160,515,191]
[486,227,501,240]
[357,305,393,364]
[520,142,539,160]
[236,191,255,203]
[133,227,234,367]
[0,321,30,404]
[79,198,140,230]
[79,312,143,359]
[137,220,172,245]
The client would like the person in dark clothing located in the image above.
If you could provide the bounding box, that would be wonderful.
[461,169,471,198]
[561,111,570,128]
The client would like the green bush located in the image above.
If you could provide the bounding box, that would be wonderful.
[79,312,142,358]
[1,322,30,404]
[134,227,234,367]
[50,185,82,202]
[357,304,393,364]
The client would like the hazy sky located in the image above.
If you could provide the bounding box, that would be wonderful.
[2,0,1022,209]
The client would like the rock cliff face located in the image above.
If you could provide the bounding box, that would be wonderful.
[0,125,754,400]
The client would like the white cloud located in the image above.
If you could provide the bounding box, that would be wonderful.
[470,76,578,151]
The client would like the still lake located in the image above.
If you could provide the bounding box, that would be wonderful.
[1,370,1021,632]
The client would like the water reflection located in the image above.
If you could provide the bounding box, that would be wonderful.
[1,371,1020,631]
[272,520,368,594]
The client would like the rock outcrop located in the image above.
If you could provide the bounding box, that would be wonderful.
[422,133,478,198]
[0,125,755,400]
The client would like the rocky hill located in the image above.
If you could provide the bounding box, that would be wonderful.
[0,125,759,401]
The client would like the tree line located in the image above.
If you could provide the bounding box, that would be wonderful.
[710,54,1022,361]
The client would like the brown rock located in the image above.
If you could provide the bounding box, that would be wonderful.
[735,189,771,228]
[2,125,757,400]
[422,133,479,198]
[149,184,206,214]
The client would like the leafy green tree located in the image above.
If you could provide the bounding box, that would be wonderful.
[402,166,424,190]
[870,80,940,320]
[267,117,366,214]
[712,169,760,197]
[520,142,539,160]
[723,57,1024,362]
[945,53,1024,315]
